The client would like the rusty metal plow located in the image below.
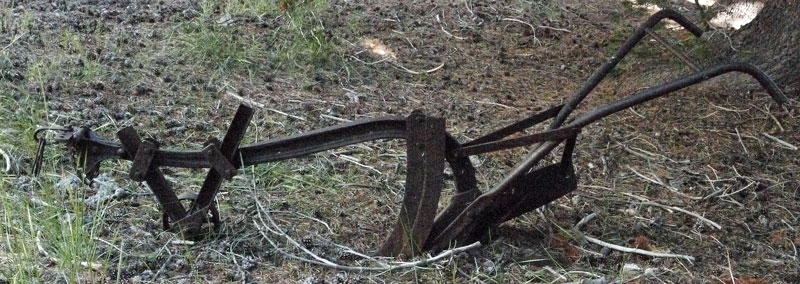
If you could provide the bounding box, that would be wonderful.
[34,10,790,257]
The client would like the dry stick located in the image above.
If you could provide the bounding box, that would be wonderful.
[573,212,598,231]
[501,18,539,45]
[636,202,722,230]
[266,108,306,121]
[543,266,567,281]
[717,181,755,199]
[254,200,338,267]
[253,196,481,271]
[334,154,382,175]
[735,127,748,154]
[463,0,474,17]
[754,104,785,132]
[475,100,516,109]
[583,236,695,262]
[320,114,351,123]
[312,234,385,265]
[224,91,265,108]
[254,218,480,272]
[393,62,445,75]
[761,133,798,150]
[644,28,700,72]
[575,212,697,262]
[628,166,702,200]
[274,211,334,235]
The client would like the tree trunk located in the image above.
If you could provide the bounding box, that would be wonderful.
[730,0,799,94]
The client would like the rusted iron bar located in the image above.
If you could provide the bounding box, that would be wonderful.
[182,105,254,237]
[496,62,787,199]
[380,111,446,257]
[456,127,580,157]
[202,143,236,180]
[548,9,704,130]
[567,62,788,128]
[463,104,564,147]
[61,118,407,178]
[163,193,220,231]
[425,134,482,246]
[129,140,157,182]
[424,62,788,250]
[117,127,188,224]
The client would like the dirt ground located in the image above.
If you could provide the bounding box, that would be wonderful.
[1,0,798,283]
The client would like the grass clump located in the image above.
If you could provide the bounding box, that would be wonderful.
[0,92,111,283]
[177,0,346,81]
[175,19,264,72]
[1,176,112,283]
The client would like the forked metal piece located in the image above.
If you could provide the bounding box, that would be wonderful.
[33,10,791,256]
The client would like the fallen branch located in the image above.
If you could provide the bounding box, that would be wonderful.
[584,235,695,262]
[637,201,722,230]
[573,212,598,230]
[762,132,798,150]
[252,192,480,272]
[393,62,445,75]
[225,92,265,108]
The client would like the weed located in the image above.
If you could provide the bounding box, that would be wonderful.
[1,174,112,282]
[175,18,263,72]
[515,0,564,22]
[171,0,349,84]
[224,0,279,17]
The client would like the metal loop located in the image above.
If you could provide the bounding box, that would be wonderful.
[33,126,73,145]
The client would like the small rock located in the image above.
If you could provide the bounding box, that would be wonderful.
[194,260,206,270]
[622,263,641,273]
[84,173,128,208]
[56,174,82,194]
[140,270,153,280]
[301,276,319,284]
[172,258,188,270]
[600,246,611,257]
[481,259,496,274]
[241,256,258,271]
[14,176,32,192]
[330,272,347,284]
[182,8,199,20]
[583,277,608,284]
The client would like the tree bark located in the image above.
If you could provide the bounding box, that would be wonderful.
[730,0,799,94]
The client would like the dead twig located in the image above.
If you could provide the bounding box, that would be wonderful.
[583,235,696,262]
[761,133,797,150]
[573,212,598,230]
[252,190,480,272]
[225,92,265,108]
[266,108,306,121]
[628,166,702,200]
[392,62,445,75]
[637,201,722,230]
